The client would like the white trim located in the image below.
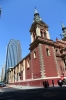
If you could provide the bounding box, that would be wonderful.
[38,44,45,77]
[52,47,60,76]
[23,60,25,80]
[11,76,60,83]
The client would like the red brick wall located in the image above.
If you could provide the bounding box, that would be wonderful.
[9,78,60,87]
[25,57,32,79]
[57,57,64,76]
[42,45,58,77]
[31,46,41,79]
[20,71,23,80]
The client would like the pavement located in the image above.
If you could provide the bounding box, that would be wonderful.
[6,84,43,89]
[1,84,66,90]
[0,86,66,100]
[6,84,66,89]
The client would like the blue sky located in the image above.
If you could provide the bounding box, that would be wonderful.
[0,0,66,75]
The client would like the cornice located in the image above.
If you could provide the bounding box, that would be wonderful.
[29,37,61,50]
[30,21,48,32]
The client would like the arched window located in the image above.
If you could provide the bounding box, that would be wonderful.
[21,62,24,71]
[34,51,36,59]
[56,49,58,52]
[27,60,30,68]
[40,31,42,38]
[46,48,50,56]
[44,32,46,38]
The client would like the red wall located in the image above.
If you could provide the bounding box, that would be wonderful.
[25,57,32,79]
[57,57,64,76]
[42,45,58,77]
[31,46,41,79]
[9,78,60,87]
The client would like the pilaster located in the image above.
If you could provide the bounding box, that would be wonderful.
[38,43,46,78]
[52,47,60,76]
[30,52,33,79]
[23,60,26,80]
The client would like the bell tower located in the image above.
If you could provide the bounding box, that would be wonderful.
[30,7,50,43]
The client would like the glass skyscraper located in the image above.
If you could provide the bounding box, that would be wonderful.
[6,39,22,70]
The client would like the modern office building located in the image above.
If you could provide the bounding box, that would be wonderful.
[5,39,22,82]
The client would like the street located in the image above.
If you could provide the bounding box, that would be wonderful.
[0,86,66,100]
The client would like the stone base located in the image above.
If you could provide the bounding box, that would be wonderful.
[9,77,60,87]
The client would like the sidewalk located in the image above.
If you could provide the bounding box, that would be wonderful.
[7,85,43,89]
[6,84,66,90]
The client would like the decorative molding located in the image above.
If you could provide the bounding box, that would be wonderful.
[13,76,60,83]
[30,52,33,79]
[38,43,46,78]
[23,60,26,81]
[52,47,60,76]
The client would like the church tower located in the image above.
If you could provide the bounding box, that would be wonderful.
[30,7,50,43]
[29,8,58,79]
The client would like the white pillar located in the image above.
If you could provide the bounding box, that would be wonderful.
[23,60,25,80]
[36,27,41,36]
[18,64,20,81]
[15,67,17,82]
[46,30,50,39]
[31,33,33,43]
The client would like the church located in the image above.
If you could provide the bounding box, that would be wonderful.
[8,8,66,86]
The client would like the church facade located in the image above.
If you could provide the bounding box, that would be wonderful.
[8,8,66,86]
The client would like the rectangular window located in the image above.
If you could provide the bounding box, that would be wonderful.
[46,48,50,56]
[21,62,24,71]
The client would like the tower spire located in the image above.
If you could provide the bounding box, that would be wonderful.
[33,7,41,22]
[34,6,38,15]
